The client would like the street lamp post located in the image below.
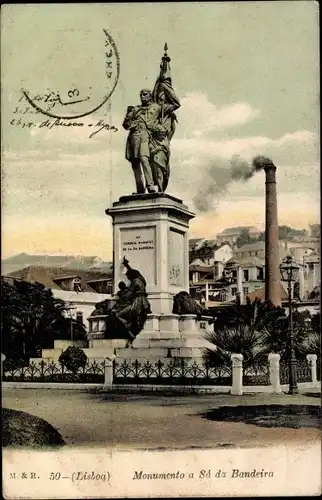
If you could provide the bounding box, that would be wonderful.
[304,316,312,332]
[66,304,77,346]
[280,255,300,395]
[223,265,234,302]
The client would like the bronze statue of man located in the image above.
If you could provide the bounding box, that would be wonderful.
[122,44,180,194]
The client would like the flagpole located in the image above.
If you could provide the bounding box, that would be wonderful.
[160,42,169,124]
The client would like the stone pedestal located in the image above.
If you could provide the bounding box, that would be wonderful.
[106,193,195,314]
[88,315,107,336]
[77,193,215,363]
[115,314,214,361]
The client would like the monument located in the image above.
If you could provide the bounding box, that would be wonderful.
[28,45,214,366]
[122,43,180,195]
[87,44,214,361]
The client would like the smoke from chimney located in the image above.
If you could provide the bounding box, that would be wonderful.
[193,154,269,212]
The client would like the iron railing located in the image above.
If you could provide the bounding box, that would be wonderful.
[280,359,312,384]
[3,356,317,386]
[3,359,105,383]
[113,359,232,386]
[243,364,270,386]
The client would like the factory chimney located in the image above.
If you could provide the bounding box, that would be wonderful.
[264,159,281,306]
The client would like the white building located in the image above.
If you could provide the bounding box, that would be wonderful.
[5,265,113,331]
[303,253,320,298]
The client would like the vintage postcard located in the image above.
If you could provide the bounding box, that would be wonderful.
[1,2,321,498]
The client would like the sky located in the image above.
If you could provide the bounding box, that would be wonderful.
[1,2,320,259]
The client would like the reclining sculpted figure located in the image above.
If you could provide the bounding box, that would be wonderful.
[172,291,211,320]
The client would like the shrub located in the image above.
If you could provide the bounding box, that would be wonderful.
[204,324,266,372]
[58,346,87,374]
[3,357,26,373]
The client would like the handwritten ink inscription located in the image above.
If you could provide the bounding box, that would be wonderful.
[23,87,91,112]
[10,94,118,138]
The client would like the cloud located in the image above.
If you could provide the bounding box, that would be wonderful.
[178,92,260,138]
[277,130,317,145]
[172,135,271,160]
[172,128,317,163]
[189,192,319,240]
[169,116,319,213]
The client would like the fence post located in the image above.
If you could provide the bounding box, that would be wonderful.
[231,354,243,395]
[306,354,317,385]
[104,356,115,387]
[268,353,281,393]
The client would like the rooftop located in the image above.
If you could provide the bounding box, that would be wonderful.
[189,264,214,274]
[230,256,265,267]
[247,283,288,302]
[234,241,267,252]
[5,265,112,292]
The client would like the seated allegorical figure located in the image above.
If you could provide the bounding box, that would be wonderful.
[104,258,152,346]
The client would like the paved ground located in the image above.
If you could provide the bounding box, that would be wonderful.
[2,388,321,450]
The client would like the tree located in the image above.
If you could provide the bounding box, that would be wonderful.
[236,229,253,248]
[278,225,306,240]
[50,315,87,343]
[257,226,307,242]
[212,297,285,332]
[259,314,310,361]
[1,278,71,362]
[310,312,320,336]
[192,241,214,263]
[204,299,316,367]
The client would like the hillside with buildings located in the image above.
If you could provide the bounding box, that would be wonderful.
[188,224,320,310]
[3,265,114,332]
[2,224,319,331]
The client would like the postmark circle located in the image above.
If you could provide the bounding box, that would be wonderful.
[22,29,120,120]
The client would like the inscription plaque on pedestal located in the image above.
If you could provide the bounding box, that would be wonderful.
[121,226,157,285]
